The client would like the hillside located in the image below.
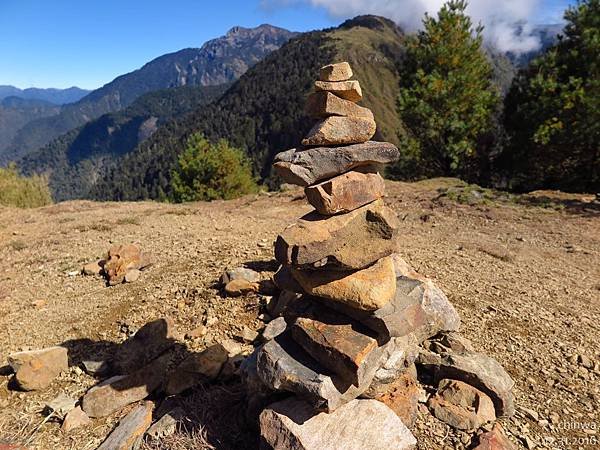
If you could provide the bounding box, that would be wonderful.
[87,15,515,202]
[0,85,90,105]
[19,84,228,201]
[1,24,297,164]
[0,98,61,156]
[88,16,406,201]
[0,180,598,449]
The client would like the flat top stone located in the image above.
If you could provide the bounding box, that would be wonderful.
[305,171,385,216]
[275,200,399,271]
[256,330,378,412]
[273,141,399,187]
[305,91,373,120]
[260,397,416,450]
[319,62,353,82]
[315,80,362,102]
[292,316,378,385]
[291,255,397,311]
[301,116,376,147]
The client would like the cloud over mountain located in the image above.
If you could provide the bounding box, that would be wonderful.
[264,0,548,53]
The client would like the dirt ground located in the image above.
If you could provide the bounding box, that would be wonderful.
[0,178,598,450]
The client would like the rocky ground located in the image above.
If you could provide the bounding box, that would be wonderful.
[0,178,598,449]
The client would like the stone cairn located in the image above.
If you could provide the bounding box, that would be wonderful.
[242,62,517,449]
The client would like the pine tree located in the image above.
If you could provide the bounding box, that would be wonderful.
[502,0,599,192]
[396,0,499,180]
[170,133,258,202]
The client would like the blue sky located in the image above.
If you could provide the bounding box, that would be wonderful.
[0,0,575,90]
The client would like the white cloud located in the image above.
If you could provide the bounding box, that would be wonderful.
[263,0,545,53]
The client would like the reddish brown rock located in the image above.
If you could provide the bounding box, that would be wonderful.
[473,424,516,450]
[61,406,91,432]
[291,256,397,311]
[305,91,373,120]
[292,317,378,385]
[224,278,259,297]
[8,346,68,391]
[103,243,143,285]
[314,80,362,102]
[301,116,376,146]
[97,401,153,450]
[275,200,399,271]
[305,172,385,215]
[82,353,170,418]
[427,379,496,431]
[363,368,419,428]
[319,62,353,82]
[434,352,515,417]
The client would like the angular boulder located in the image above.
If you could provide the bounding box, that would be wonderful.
[319,62,353,82]
[256,331,379,412]
[260,397,416,450]
[8,346,68,391]
[362,367,420,428]
[111,317,178,374]
[435,352,515,417]
[97,401,153,450]
[305,171,385,215]
[273,141,399,187]
[274,200,399,271]
[314,80,362,102]
[221,266,261,285]
[301,116,376,146]
[82,353,170,418]
[325,256,460,342]
[165,344,229,395]
[305,91,373,120]
[290,256,397,311]
[427,379,496,431]
[291,317,378,385]
[61,406,91,432]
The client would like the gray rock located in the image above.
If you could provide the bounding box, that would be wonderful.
[221,267,261,285]
[81,359,111,377]
[44,393,77,417]
[273,141,399,187]
[261,317,288,342]
[260,397,417,450]
[256,331,379,412]
[435,352,515,417]
[371,335,420,386]
[97,401,153,450]
[145,407,186,440]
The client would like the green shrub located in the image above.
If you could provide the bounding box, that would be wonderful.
[0,163,52,208]
[170,133,258,202]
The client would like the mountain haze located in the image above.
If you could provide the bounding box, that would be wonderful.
[1,24,297,164]
[0,86,90,105]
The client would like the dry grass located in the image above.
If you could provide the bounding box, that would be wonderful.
[140,383,255,450]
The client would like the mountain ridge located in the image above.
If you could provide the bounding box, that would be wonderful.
[1,24,298,164]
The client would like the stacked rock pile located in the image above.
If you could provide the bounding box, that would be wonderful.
[242,62,516,449]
